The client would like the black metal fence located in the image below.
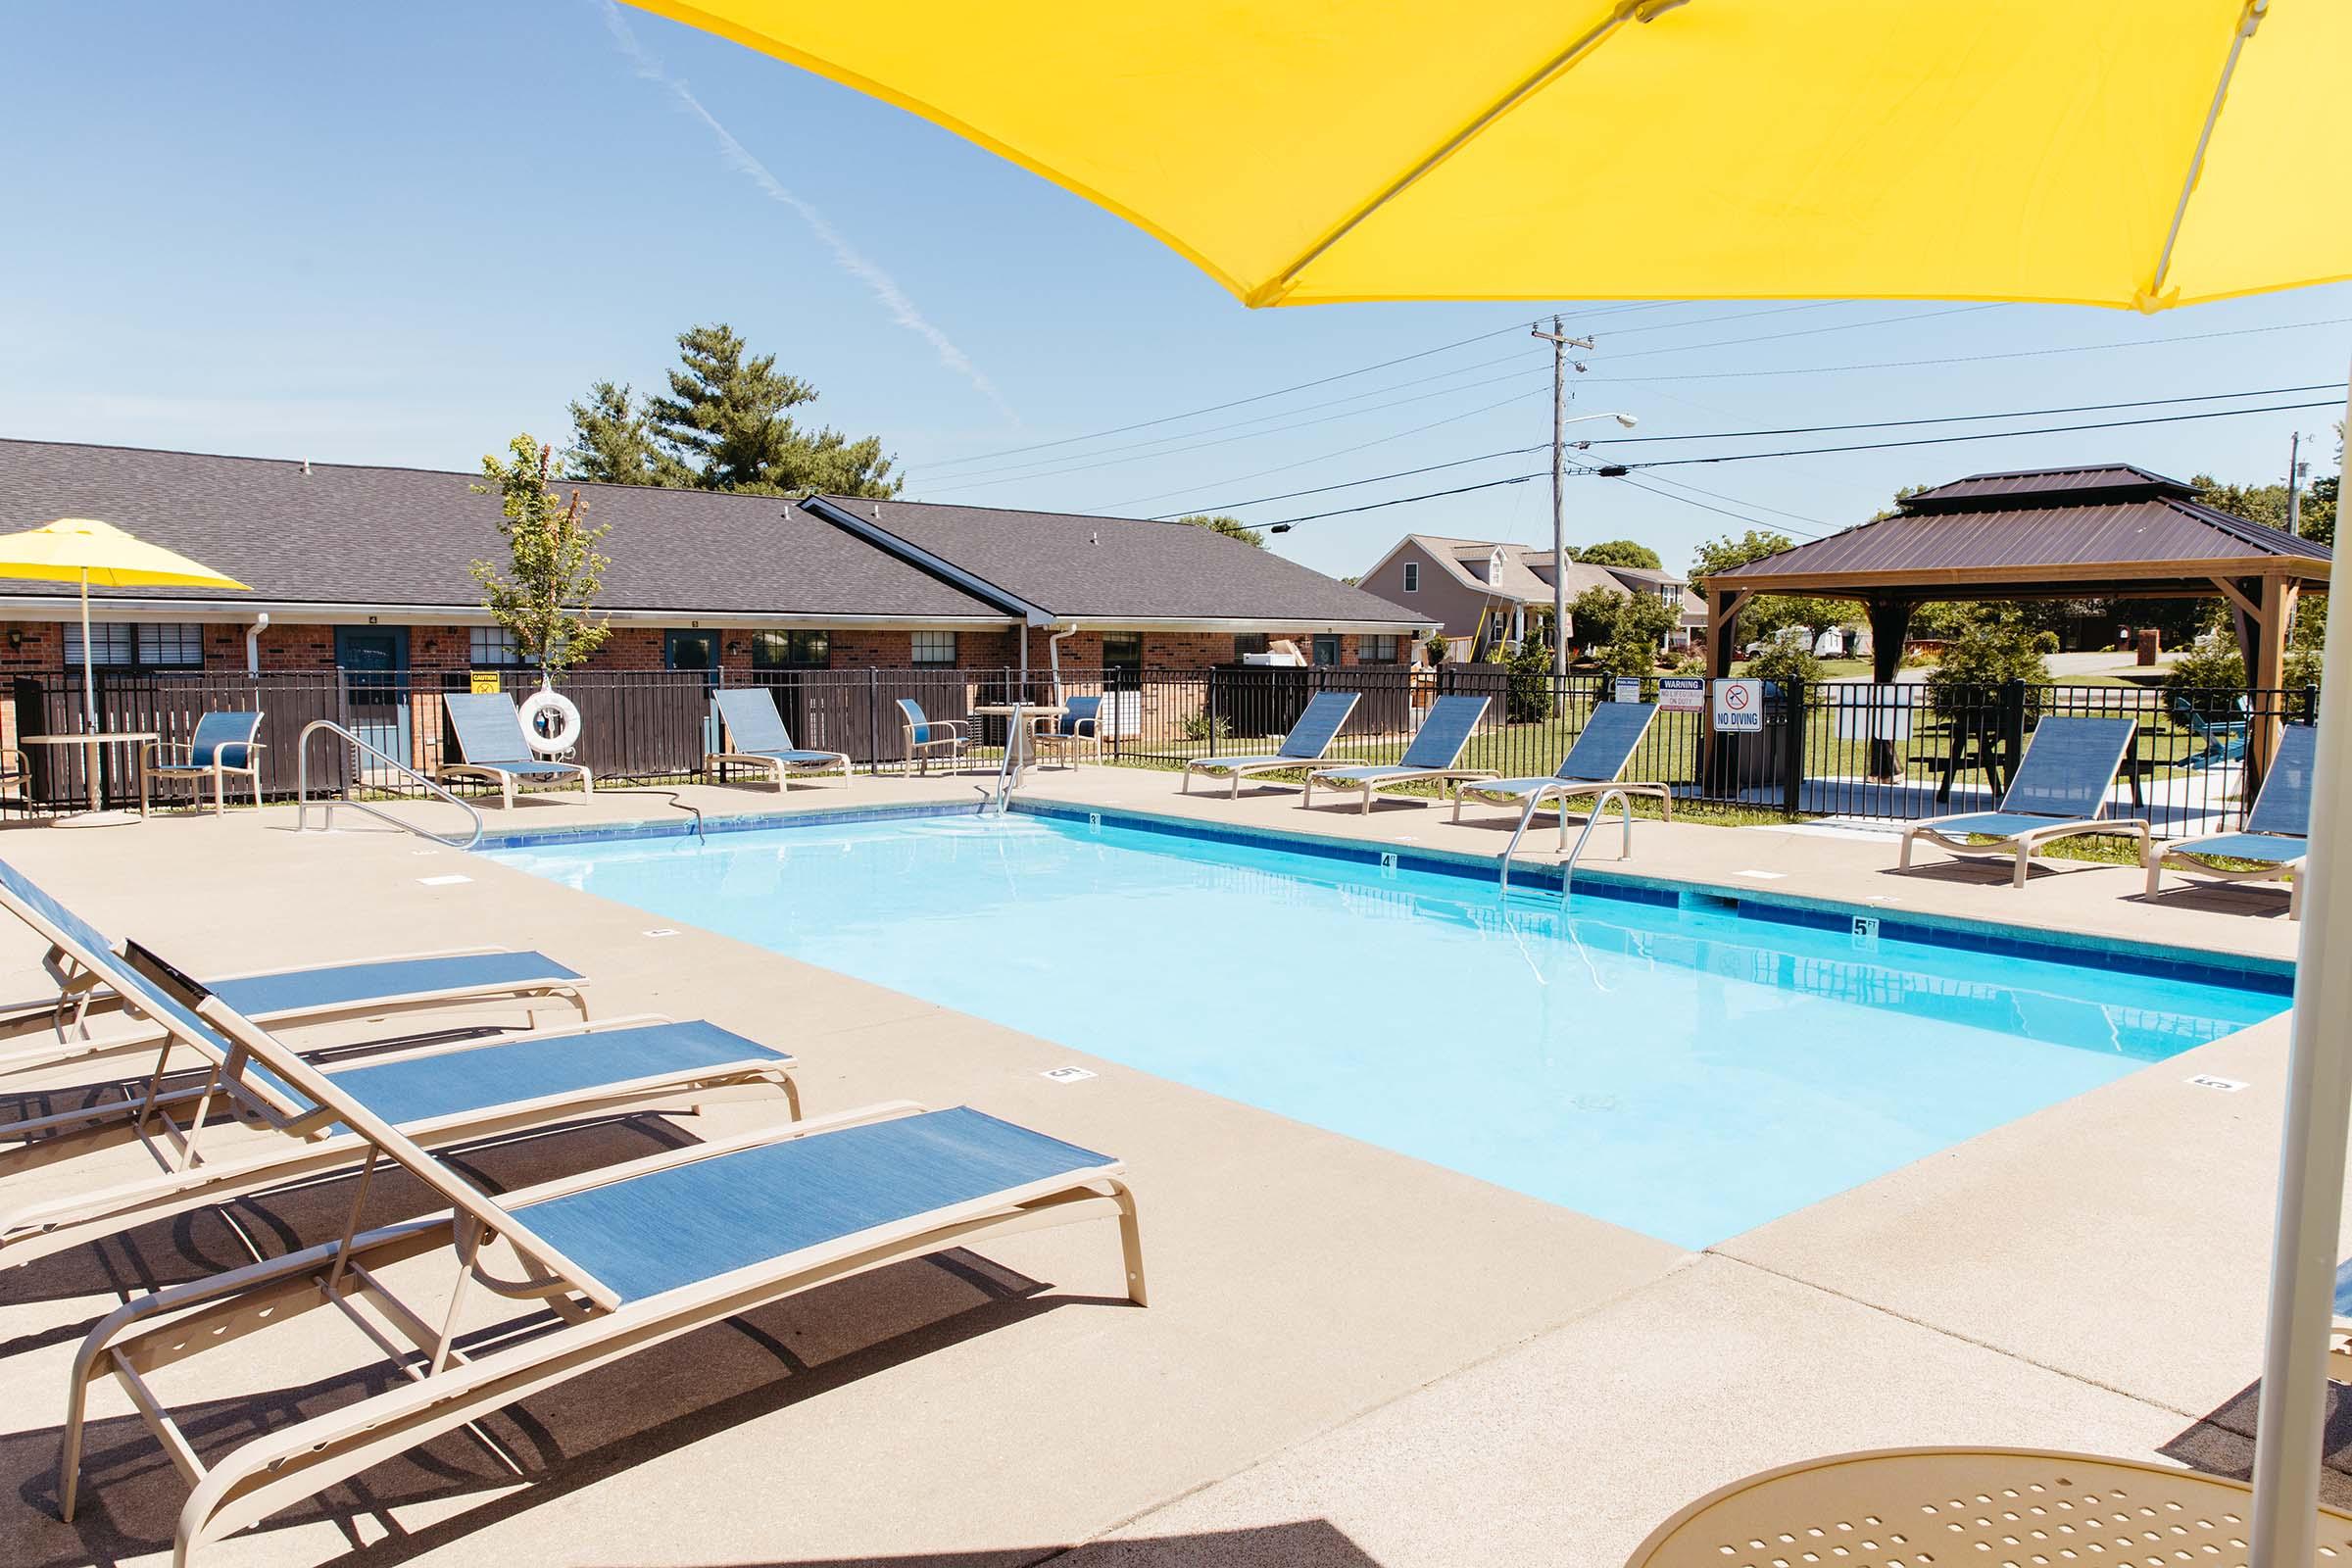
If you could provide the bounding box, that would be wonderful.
[3,664,2311,837]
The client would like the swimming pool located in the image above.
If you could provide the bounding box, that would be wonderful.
[485,808,2289,1249]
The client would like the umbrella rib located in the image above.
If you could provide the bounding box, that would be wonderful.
[1249,0,1671,307]
[2141,0,2267,311]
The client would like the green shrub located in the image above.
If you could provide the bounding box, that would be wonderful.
[1181,712,1233,745]
[1504,638,1555,722]
[2162,630,2245,693]
[1744,639,1823,684]
[1924,605,2052,697]
[1424,632,1448,664]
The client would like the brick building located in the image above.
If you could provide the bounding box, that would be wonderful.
[0,439,1428,683]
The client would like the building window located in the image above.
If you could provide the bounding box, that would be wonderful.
[1233,633,1269,658]
[64,621,203,670]
[1364,634,1401,664]
[754,630,831,668]
[909,630,957,665]
[1401,563,1419,593]
[1311,634,1342,666]
[469,626,525,666]
[1102,631,1144,690]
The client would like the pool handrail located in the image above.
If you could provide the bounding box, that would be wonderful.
[296,719,484,850]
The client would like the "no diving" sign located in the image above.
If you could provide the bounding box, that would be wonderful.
[1712,678,1764,733]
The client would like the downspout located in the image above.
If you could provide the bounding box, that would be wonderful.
[1048,623,1078,707]
[245,612,270,676]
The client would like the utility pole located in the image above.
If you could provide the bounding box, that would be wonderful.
[2288,430,2310,537]
[1531,316,1596,678]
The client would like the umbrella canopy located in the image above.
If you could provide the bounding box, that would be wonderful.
[640,1,2352,1558]
[623,0,2348,310]
[0,516,251,591]
[0,517,250,730]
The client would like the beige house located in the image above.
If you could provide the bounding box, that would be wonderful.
[1356,534,1704,660]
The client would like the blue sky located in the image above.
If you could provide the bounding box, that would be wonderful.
[4,1,2346,582]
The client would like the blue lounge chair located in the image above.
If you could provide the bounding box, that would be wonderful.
[0,880,797,1273]
[439,691,593,807]
[1899,715,2150,887]
[61,958,1141,1565]
[0,858,589,1073]
[1034,693,1105,767]
[2148,721,2315,917]
[138,710,266,815]
[1303,694,1494,813]
[707,687,851,789]
[897,697,973,775]
[1182,691,1361,798]
[1452,701,1671,837]
[2173,692,2251,769]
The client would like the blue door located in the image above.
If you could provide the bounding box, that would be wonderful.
[334,626,411,781]
[665,629,722,754]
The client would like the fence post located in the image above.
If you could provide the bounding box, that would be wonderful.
[1781,677,1806,818]
[1999,678,2028,789]
[866,667,880,776]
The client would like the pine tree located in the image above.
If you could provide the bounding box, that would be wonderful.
[564,324,901,498]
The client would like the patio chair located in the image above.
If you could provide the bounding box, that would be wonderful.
[897,696,973,775]
[1032,694,1104,768]
[706,687,851,789]
[1621,1447,2352,1568]
[1897,715,2149,887]
[1302,694,1494,814]
[1182,690,1361,798]
[2147,720,2314,916]
[1452,701,1671,837]
[2,923,799,1276]
[138,710,267,816]
[2172,690,2251,768]
[57,953,1143,1566]
[0,856,590,1082]
[438,691,592,807]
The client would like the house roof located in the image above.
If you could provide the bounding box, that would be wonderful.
[0,438,1428,632]
[1388,534,1699,616]
[812,495,1430,628]
[1713,465,2328,597]
[0,438,1004,620]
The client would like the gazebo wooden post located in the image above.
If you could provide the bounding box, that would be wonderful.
[2251,570,2295,788]
[1864,597,1914,779]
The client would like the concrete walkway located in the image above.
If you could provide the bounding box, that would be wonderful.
[0,764,2327,1568]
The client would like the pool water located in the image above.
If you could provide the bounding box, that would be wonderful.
[487,811,2287,1249]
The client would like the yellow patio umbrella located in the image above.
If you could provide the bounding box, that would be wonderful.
[0,517,250,732]
[624,0,2347,312]
[632,1,2352,1556]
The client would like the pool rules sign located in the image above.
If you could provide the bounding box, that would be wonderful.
[1711,678,1764,733]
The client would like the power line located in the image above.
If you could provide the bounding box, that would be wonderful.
[1586,314,2352,384]
[1242,395,2340,530]
[912,300,1910,479]
[1172,382,2342,520]
[1573,382,2347,446]
[1619,397,2344,469]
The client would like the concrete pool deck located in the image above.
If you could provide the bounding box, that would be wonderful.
[0,764,2331,1567]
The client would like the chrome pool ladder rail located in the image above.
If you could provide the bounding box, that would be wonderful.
[1497,784,1636,902]
[976,702,1025,817]
[296,719,484,850]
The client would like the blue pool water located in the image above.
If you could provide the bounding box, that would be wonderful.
[486,811,2288,1249]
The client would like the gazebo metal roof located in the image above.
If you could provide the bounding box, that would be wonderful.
[1712,466,2328,600]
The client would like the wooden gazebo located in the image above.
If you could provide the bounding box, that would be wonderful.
[1705,465,2330,768]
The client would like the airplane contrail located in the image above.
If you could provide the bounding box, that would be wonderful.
[601,2,1016,421]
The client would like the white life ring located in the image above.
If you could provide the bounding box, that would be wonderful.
[517,688,582,757]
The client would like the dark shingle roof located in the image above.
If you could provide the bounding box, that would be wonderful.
[815,496,1431,626]
[0,439,1010,618]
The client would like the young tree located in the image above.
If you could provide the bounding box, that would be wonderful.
[1689,528,1848,643]
[1173,514,1266,549]
[470,436,614,679]
[1572,538,1663,570]
[1567,583,1628,649]
[564,323,903,498]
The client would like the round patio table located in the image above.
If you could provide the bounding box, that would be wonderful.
[22,730,159,816]
[969,704,1065,771]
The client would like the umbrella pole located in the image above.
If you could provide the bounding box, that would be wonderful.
[2247,358,2352,1563]
[77,568,96,733]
